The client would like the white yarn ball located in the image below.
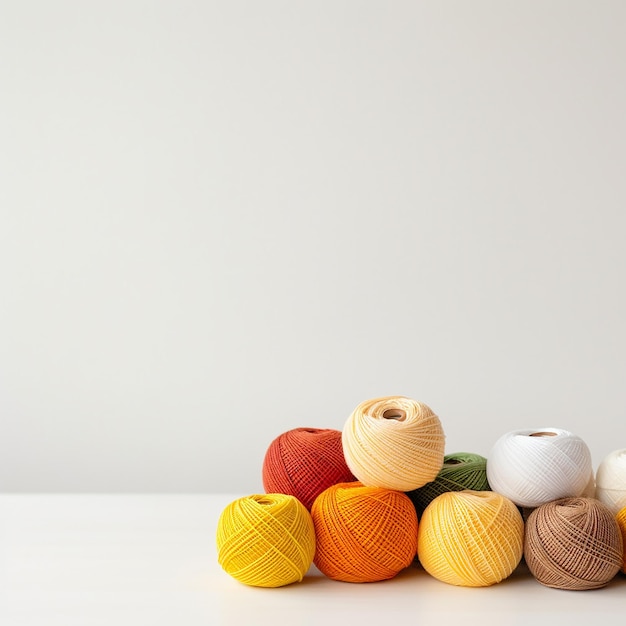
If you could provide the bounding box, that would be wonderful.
[486,428,592,508]
[596,449,626,514]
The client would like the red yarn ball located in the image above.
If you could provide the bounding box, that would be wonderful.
[262,428,355,510]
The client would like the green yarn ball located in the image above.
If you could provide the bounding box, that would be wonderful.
[406,452,490,517]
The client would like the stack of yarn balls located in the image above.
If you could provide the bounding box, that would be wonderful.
[216,395,626,590]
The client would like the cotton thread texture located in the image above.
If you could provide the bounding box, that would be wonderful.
[342,396,445,491]
[406,452,489,517]
[417,490,524,587]
[262,427,355,510]
[487,428,592,508]
[595,449,626,514]
[616,506,626,574]
[524,497,623,590]
[311,481,418,583]
[216,493,315,587]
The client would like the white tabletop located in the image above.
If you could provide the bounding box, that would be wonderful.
[0,494,624,625]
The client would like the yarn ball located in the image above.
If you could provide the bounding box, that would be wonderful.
[616,506,626,574]
[342,396,445,491]
[524,497,623,590]
[417,490,524,587]
[216,493,315,587]
[262,427,355,510]
[406,452,489,517]
[595,449,626,514]
[487,427,592,508]
[311,481,418,583]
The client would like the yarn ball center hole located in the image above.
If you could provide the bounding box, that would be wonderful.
[382,409,407,421]
[252,495,274,506]
[528,431,557,437]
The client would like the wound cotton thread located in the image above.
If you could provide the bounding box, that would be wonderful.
[262,427,355,510]
[486,428,592,508]
[524,497,623,590]
[595,449,626,514]
[311,481,418,583]
[216,493,315,588]
[417,490,524,587]
[616,506,626,574]
[406,452,489,518]
[342,396,445,491]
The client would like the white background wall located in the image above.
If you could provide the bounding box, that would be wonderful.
[1,1,625,493]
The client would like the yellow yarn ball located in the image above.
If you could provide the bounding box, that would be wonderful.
[216,493,315,587]
[342,396,445,491]
[418,490,524,587]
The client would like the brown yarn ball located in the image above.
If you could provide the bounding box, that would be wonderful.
[616,505,626,574]
[262,428,355,510]
[524,497,623,590]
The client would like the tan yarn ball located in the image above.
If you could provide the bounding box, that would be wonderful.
[342,396,445,491]
[616,505,626,574]
[524,497,623,590]
[417,490,524,587]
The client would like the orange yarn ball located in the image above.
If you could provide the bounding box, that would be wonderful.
[311,481,418,583]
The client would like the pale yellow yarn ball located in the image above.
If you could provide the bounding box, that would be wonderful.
[341,396,445,491]
[418,490,524,587]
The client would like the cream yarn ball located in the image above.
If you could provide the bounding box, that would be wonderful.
[341,396,445,491]
[487,427,592,508]
[596,449,626,514]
